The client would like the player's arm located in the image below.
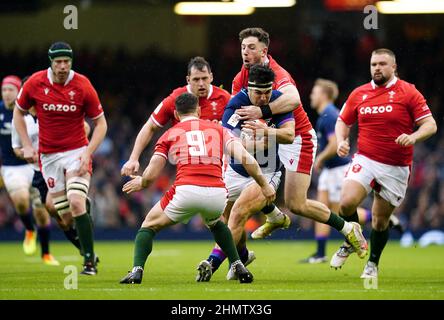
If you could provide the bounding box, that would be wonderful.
[122,155,166,194]
[78,115,107,176]
[13,148,24,159]
[13,107,37,163]
[84,121,91,137]
[268,84,301,115]
[242,119,295,144]
[395,115,437,146]
[226,138,276,204]
[11,119,25,160]
[335,119,351,158]
[236,85,300,120]
[121,119,160,176]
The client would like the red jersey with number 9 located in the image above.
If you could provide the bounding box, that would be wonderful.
[154,117,236,187]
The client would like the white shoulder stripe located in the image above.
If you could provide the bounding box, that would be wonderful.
[150,115,164,128]
[415,113,432,123]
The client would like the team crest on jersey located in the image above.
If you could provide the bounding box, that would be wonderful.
[210,101,218,109]
[44,88,49,95]
[388,90,396,100]
[352,164,362,173]
[68,90,76,100]
[362,94,368,101]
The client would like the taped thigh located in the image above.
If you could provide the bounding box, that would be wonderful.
[66,177,90,198]
[53,194,70,215]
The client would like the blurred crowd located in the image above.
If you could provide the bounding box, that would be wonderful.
[0,26,443,234]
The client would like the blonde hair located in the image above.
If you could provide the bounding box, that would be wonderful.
[314,78,339,102]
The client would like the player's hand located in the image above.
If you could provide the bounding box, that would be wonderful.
[395,133,416,147]
[235,105,262,120]
[261,184,276,205]
[23,146,38,164]
[121,159,140,176]
[122,175,143,194]
[78,150,91,176]
[337,139,350,158]
[313,158,324,174]
[242,120,268,138]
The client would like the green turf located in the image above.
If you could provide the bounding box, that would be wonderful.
[1,240,443,299]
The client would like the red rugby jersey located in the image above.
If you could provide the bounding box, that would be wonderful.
[16,68,103,154]
[150,85,230,127]
[339,77,432,166]
[231,55,312,135]
[154,118,236,187]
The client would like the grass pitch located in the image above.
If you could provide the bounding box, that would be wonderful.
[1,240,443,300]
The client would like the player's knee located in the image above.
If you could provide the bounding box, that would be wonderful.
[372,216,390,231]
[33,208,49,226]
[30,187,44,210]
[229,206,248,227]
[11,191,30,213]
[69,196,87,215]
[286,200,306,216]
[339,198,358,216]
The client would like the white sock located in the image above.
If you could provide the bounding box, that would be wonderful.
[340,222,353,235]
[264,206,284,223]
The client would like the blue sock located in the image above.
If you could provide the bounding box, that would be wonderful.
[238,246,249,264]
[364,209,372,223]
[208,248,226,272]
[19,211,34,231]
[37,225,50,256]
[316,237,327,257]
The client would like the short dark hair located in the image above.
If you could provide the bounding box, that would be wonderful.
[175,93,198,115]
[372,48,396,62]
[239,28,270,47]
[187,56,211,75]
[248,65,275,85]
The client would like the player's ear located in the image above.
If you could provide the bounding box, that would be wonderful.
[173,110,180,121]
[262,46,268,58]
[186,75,190,84]
[209,72,214,83]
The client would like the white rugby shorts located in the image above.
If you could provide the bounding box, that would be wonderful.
[40,146,90,193]
[160,185,228,226]
[1,164,34,194]
[344,153,410,207]
[318,163,349,203]
[224,165,282,202]
[278,129,317,174]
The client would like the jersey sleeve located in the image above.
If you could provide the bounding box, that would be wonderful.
[273,111,295,128]
[231,72,243,96]
[408,85,432,123]
[150,94,176,128]
[15,79,34,111]
[84,80,104,120]
[338,90,359,126]
[153,130,171,160]
[274,68,295,91]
